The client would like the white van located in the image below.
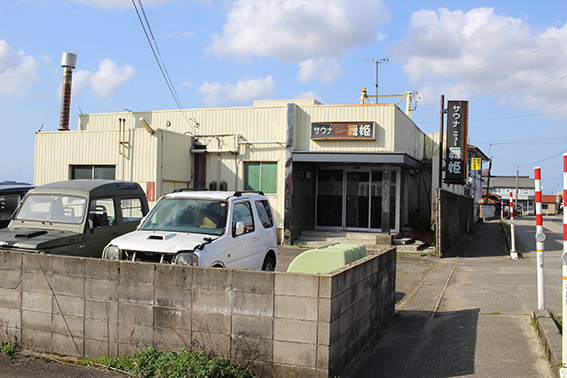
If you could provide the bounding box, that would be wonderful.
[103,190,277,271]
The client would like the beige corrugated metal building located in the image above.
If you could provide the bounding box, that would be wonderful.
[35,98,431,244]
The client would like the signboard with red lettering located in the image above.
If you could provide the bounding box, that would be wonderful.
[445,101,468,185]
[311,122,375,140]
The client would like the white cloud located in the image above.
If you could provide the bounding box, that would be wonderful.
[168,30,196,39]
[70,0,171,10]
[179,81,193,88]
[390,7,567,115]
[298,58,342,84]
[198,75,275,107]
[207,0,389,82]
[75,58,135,98]
[294,91,323,103]
[0,40,39,95]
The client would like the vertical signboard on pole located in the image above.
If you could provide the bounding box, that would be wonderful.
[445,100,469,185]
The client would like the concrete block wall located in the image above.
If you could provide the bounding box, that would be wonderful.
[436,189,474,256]
[0,248,396,378]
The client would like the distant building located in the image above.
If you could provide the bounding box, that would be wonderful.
[483,174,535,215]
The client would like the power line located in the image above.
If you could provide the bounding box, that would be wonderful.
[132,0,198,134]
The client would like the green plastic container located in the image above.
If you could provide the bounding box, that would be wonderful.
[287,243,366,274]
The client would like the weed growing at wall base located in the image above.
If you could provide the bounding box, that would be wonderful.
[88,348,256,378]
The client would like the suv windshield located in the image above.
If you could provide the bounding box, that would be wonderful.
[140,197,227,236]
[15,194,87,224]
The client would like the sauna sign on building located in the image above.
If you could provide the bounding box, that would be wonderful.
[445,101,469,185]
[311,122,375,140]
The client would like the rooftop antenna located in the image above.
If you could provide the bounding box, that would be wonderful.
[365,57,389,103]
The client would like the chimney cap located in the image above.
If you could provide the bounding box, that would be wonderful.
[61,52,77,69]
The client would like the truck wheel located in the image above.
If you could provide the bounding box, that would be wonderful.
[262,255,276,271]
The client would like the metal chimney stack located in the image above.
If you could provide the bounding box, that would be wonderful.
[58,52,77,131]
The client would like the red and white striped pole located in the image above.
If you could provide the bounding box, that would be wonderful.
[501,199,504,220]
[510,191,518,259]
[534,167,545,310]
[561,154,567,367]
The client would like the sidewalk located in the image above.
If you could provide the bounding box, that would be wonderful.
[343,221,555,378]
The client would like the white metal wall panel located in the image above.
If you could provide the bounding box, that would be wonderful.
[293,104,396,152]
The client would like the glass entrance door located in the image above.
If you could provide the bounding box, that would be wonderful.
[316,167,399,232]
[316,169,343,228]
[346,171,370,229]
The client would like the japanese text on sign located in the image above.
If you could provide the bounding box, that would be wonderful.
[445,100,468,184]
[311,122,375,140]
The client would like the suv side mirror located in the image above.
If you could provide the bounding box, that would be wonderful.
[234,221,245,236]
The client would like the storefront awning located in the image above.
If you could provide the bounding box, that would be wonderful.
[292,152,421,169]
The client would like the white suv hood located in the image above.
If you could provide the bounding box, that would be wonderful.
[110,230,217,254]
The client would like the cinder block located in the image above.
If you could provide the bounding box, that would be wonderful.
[316,344,329,369]
[22,329,51,353]
[275,273,318,297]
[153,326,192,352]
[273,363,317,378]
[330,271,347,298]
[84,319,118,342]
[318,276,332,299]
[232,270,274,294]
[85,338,118,358]
[242,360,273,378]
[52,255,84,277]
[85,299,118,322]
[0,307,22,329]
[22,272,52,293]
[119,302,153,326]
[318,298,331,323]
[52,332,84,357]
[274,318,317,344]
[22,291,52,313]
[53,275,84,297]
[155,285,192,309]
[231,335,273,362]
[119,281,153,304]
[85,279,119,301]
[233,291,273,316]
[192,311,230,334]
[275,295,318,321]
[22,310,51,332]
[0,268,22,290]
[119,261,154,284]
[153,307,190,330]
[317,321,330,346]
[232,314,273,339]
[84,259,119,281]
[118,323,153,346]
[0,250,22,271]
[329,318,340,344]
[0,288,21,309]
[193,266,232,291]
[22,253,52,274]
[52,295,85,317]
[52,313,84,337]
[192,331,231,358]
[193,288,231,313]
[273,340,317,367]
[155,264,192,287]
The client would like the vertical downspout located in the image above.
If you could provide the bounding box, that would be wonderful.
[283,104,295,245]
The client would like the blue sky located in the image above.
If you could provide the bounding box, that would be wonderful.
[1,0,566,194]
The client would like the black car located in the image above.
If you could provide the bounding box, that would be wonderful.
[0,185,34,228]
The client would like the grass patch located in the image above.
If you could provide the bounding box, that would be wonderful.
[84,347,255,378]
[549,310,562,334]
[0,341,18,356]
